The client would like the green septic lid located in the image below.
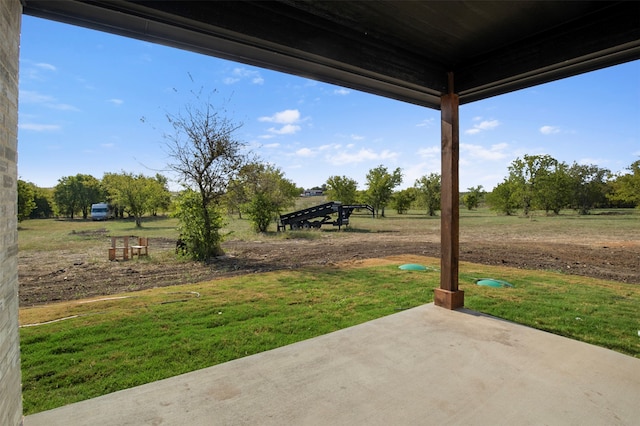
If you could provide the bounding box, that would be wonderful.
[475,278,513,288]
[399,264,429,271]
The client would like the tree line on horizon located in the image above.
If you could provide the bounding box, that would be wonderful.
[320,157,638,217]
[16,85,639,261]
[17,156,639,227]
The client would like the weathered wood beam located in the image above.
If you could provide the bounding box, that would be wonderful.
[434,74,464,309]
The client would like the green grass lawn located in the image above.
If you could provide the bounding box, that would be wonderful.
[20,259,640,414]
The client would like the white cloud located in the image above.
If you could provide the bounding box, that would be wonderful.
[224,67,264,85]
[334,88,350,95]
[263,143,280,148]
[416,118,435,127]
[461,142,508,161]
[267,124,301,135]
[404,161,440,185]
[351,134,364,141]
[318,144,334,151]
[108,98,124,105]
[259,109,303,136]
[20,90,79,111]
[327,148,398,166]
[540,125,560,135]
[20,90,54,104]
[36,62,56,71]
[259,109,301,124]
[464,119,500,135]
[19,123,61,132]
[417,146,440,158]
[296,148,316,158]
[52,103,79,111]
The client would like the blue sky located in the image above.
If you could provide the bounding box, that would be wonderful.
[18,15,640,192]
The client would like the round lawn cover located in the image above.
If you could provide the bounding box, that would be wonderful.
[475,278,514,288]
[399,264,429,271]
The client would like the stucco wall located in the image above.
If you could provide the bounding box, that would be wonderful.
[0,0,23,424]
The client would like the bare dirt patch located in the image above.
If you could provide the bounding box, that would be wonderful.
[19,230,640,307]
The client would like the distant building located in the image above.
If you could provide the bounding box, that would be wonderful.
[302,189,324,197]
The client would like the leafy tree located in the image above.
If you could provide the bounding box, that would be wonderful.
[30,186,55,219]
[54,176,78,218]
[365,165,402,217]
[244,192,276,233]
[486,178,519,215]
[567,163,611,214]
[414,173,441,216]
[54,174,102,219]
[225,163,263,219]
[77,174,103,219]
[241,164,299,232]
[103,172,163,227]
[508,154,559,216]
[164,92,250,258]
[102,173,125,218]
[172,189,225,259]
[608,160,640,208]
[461,185,485,211]
[391,188,416,214]
[17,180,36,222]
[148,173,172,216]
[533,161,572,215]
[325,175,359,205]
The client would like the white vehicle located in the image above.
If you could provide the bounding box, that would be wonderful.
[90,203,113,221]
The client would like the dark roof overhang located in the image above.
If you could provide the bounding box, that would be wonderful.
[22,1,640,109]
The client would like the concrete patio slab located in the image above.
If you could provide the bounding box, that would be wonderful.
[24,303,640,425]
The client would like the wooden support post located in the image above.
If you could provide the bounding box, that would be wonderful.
[435,75,464,309]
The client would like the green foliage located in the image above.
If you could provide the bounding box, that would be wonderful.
[608,160,640,208]
[238,164,298,232]
[172,189,225,259]
[508,154,559,215]
[567,163,611,215]
[365,165,402,217]
[149,173,172,216]
[17,180,36,222]
[414,173,441,216]
[325,175,359,205]
[461,185,485,211]
[54,174,103,219]
[102,172,170,227]
[391,188,416,214]
[534,162,572,214]
[30,186,55,219]
[244,192,277,232]
[486,178,519,215]
[495,155,614,216]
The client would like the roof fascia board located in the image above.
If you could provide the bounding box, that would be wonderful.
[456,1,640,103]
